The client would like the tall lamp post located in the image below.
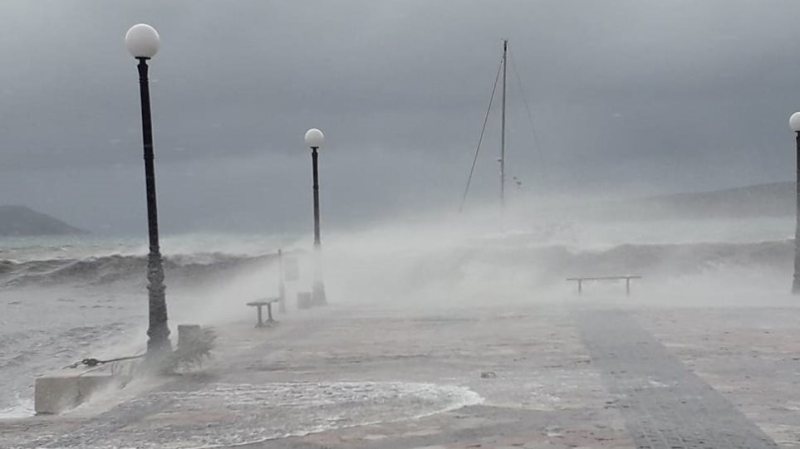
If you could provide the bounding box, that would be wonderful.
[126,24,171,355]
[791,112,800,294]
[304,128,327,306]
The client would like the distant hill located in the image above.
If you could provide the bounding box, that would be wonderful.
[0,206,86,236]
[592,182,794,221]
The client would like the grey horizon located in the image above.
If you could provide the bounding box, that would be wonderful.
[0,0,798,234]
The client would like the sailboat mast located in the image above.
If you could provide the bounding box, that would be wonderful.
[500,39,508,207]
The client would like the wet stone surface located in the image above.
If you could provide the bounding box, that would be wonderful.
[577,310,780,449]
[24,381,480,449]
[2,304,799,449]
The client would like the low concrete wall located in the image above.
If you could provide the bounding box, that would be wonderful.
[34,373,118,415]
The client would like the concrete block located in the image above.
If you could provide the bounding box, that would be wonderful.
[35,373,117,415]
[297,291,312,309]
[178,324,202,349]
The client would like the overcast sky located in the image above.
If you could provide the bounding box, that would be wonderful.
[1,1,800,235]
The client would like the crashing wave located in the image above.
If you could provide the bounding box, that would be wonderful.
[0,252,280,288]
[0,240,792,288]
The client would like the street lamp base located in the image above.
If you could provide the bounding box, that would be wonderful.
[146,324,172,362]
[312,280,327,306]
[142,343,173,375]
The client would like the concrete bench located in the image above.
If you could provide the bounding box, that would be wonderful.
[36,324,203,415]
[246,298,279,328]
[35,372,118,415]
[566,275,642,296]
[296,291,312,310]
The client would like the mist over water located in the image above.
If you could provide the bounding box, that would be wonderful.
[324,199,795,310]
[2,3,800,447]
[0,192,796,417]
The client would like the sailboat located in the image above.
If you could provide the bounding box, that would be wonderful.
[460,40,538,212]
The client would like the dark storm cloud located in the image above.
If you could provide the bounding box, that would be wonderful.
[1,1,799,233]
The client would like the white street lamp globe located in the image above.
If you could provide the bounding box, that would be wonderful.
[125,24,160,59]
[305,128,325,149]
[791,112,800,132]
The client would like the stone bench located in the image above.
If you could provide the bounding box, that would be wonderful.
[246,298,279,328]
[35,324,204,415]
[566,275,642,296]
[35,372,119,415]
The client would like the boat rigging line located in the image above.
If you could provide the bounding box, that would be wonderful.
[459,54,504,213]
[459,40,543,213]
[508,47,547,181]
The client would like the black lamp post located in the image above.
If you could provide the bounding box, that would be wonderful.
[792,112,800,294]
[304,128,327,306]
[126,24,171,355]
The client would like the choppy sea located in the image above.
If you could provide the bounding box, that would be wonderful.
[0,217,796,417]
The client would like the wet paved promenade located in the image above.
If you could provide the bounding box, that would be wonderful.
[1,302,799,448]
[578,310,780,449]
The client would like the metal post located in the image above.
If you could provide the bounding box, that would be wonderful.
[626,278,631,296]
[311,147,327,305]
[278,249,286,313]
[137,57,171,356]
[256,305,264,328]
[267,303,274,323]
[312,148,321,249]
[578,279,582,295]
[794,131,800,294]
[500,39,507,207]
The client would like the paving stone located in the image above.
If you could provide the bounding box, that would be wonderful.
[576,310,779,449]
